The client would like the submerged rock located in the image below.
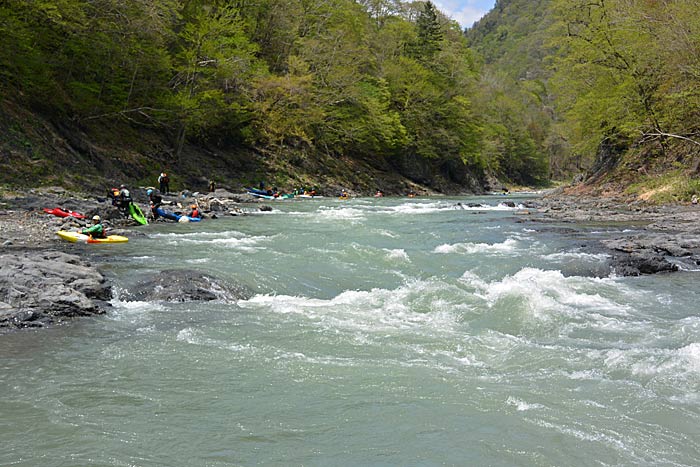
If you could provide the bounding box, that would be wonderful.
[125,269,251,303]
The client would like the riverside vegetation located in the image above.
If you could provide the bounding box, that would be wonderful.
[2,0,699,198]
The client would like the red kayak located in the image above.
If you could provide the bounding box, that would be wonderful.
[43,207,86,219]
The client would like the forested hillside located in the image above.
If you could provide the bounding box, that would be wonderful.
[2,0,699,199]
[0,0,496,193]
[468,0,700,201]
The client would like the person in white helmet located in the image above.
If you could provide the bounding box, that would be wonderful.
[81,215,105,238]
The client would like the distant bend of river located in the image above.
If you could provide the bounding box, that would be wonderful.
[1,194,699,466]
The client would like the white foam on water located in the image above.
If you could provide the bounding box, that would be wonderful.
[434,237,519,255]
[384,248,410,262]
[678,342,700,373]
[384,201,453,215]
[506,396,545,411]
[459,268,635,334]
[150,233,269,250]
[149,230,246,239]
[186,258,209,264]
[176,327,256,354]
[568,369,605,381]
[533,419,633,456]
[315,206,367,222]
[375,229,398,238]
[107,289,166,324]
[543,251,610,262]
[239,279,462,336]
[176,327,198,344]
[626,342,700,377]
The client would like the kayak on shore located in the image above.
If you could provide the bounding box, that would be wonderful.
[43,207,86,219]
[56,230,128,244]
[128,203,148,225]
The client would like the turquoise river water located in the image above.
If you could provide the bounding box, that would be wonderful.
[1,195,699,466]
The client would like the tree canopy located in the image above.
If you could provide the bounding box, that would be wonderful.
[4,0,698,189]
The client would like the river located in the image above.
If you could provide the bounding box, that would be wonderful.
[1,195,699,466]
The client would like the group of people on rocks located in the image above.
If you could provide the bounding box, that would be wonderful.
[80,172,204,239]
[147,188,201,220]
[79,184,134,239]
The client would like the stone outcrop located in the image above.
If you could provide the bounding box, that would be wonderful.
[0,251,111,329]
[534,195,700,276]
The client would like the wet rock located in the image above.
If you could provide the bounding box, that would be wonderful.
[125,269,251,303]
[610,252,679,276]
[0,251,111,330]
[531,195,700,276]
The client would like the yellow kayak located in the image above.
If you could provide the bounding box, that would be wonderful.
[56,230,128,244]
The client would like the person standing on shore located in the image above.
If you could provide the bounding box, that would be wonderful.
[117,184,132,213]
[158,172,170,194]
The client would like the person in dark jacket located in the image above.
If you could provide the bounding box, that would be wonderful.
[117,184,132,212]
[158,172,170,193]
[147,189,163,219]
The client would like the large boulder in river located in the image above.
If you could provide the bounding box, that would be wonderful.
[125,269,251,303]
[0,251,111,330]
[609,252,679,276]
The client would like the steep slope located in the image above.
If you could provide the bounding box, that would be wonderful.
[466,0,700,202]
[466,0,554,80]
[463,0,560,184]
[0,98,482,195]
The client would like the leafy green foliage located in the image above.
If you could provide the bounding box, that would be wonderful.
[1,0,487,187]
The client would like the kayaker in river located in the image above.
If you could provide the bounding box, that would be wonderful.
[81,215,105,238]
[188,204,201,219]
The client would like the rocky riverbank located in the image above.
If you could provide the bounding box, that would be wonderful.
[533,193,700,276]
[0,186,266,331]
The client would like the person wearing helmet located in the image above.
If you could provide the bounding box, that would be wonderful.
[116,184,132,212]
[188,203,201,219]
[81,215,105,238]
[147,189,163,219]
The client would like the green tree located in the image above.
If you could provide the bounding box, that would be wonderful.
[169,2,265,157]
[410,1,443,60]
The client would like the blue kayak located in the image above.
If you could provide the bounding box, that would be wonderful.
[154,207,201,222]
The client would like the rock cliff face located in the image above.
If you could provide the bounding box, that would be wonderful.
[0,251,111,329]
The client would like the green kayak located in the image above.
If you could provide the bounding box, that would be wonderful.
[128,203,148,225]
